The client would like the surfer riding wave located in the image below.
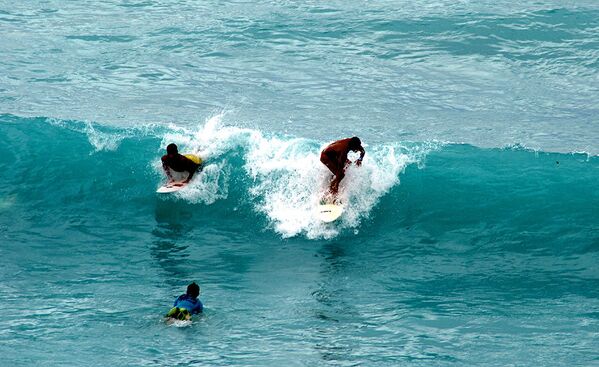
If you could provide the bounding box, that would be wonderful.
[320,137,365,195]
[161,143,202,185]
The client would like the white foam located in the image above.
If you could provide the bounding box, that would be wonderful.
[175,163,230,205]
[0,195,17,211]
[165,318,193,327]
[161,112,253,161]
[158,113,439,238]
[244,135,332,238]
[84,122,124,152]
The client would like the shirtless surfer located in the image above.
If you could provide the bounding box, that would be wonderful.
[161,143,201,185]
[320,137,365,195]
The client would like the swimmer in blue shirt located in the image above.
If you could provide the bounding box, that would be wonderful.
[165,282,204,321]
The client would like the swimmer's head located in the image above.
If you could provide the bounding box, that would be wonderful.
[166,143,178,155]
[349,137,361,149]
[187,282,200,298]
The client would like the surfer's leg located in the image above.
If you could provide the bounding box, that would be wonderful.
[330,179,339,194]
[166,307,180,319]
[321,152,340,194]
[166,307,191,321]
[330,171,345,195]
[320,151,339,174]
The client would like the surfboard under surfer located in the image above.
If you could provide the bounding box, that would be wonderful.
[320,137,365,195]
[161,143,201,185]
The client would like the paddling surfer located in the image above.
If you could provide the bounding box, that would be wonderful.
[161,143,201,185]
[165,282,204,321]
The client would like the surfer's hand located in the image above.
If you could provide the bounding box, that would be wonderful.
[356,158,362,166]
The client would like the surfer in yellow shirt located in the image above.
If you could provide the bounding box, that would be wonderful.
[161,143,201,185]
[320,137,365,194]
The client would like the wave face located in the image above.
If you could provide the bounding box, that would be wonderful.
[1,115,598,365]
[4,114,596,240]
[0,114,432,238]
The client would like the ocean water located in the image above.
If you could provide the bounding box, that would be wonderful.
[1,1,598,366]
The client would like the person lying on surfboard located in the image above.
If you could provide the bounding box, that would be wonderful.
[161,143,201,185]
[165,282,204,321]
[320,137,365,195]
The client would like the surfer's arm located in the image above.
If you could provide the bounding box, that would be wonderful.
[184,169,195,183]
[339,151,350,170]
[356,146,365,166]
[183,162,200,183]
[193,301,203,314]
[162,158,174,182]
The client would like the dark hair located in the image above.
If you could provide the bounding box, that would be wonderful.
[167,143,178,155]
[186,282,200,298]
[349,137,361,149]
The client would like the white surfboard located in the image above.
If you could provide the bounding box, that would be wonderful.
[156,182,188,193]
[316,203,344,222]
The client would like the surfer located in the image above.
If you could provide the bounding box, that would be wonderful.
[161,143,201,185]
[165,282,204,321]
[320,137,365,194]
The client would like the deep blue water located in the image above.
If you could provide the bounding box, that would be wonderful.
[1,1,599,366]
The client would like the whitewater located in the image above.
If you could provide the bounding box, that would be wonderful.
[1,0,598,366]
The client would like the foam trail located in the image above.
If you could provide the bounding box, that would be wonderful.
[245,135,331,238]
[0,195,17,211]
[175,163,230,205]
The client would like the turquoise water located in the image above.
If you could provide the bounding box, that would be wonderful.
[1,1,599,366]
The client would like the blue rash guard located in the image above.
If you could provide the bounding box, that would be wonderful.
[173,294,203,314]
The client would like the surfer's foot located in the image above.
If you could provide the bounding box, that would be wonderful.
[322,190,338,204]
[330,179,340,195]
